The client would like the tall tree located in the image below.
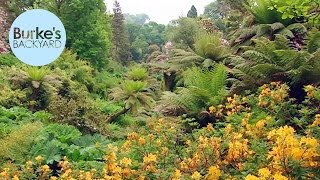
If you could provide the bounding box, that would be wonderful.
[37,0,112,70]
[112,1,131,65]
[204,1,230,20]
[124,13,150,25]
[6,0,36,17]
[168,17,200,49]
[187,5,198,18]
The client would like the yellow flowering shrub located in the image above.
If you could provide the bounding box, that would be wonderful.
[0,83,319,179]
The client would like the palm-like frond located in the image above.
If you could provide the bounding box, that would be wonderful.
[306,29,320,53]
[126,66,148,81]
[109,80,155,115]
[231,31,320,91]
[194,32,230,61]
[25,67,49,81]
[159,64,228,115]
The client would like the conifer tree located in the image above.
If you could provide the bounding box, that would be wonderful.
[187,5,198,18]
[112,1,131,65]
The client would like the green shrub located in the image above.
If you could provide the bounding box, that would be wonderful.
[0,122,43,165]
[0,53,21,66]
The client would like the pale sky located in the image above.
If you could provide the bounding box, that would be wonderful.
[106,0,214,25]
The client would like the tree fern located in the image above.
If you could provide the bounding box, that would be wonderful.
[194,32,230,61]
[306,29,320,53]
[231,30,320,92]
[159,64,228,116]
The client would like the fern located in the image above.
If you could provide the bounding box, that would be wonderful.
[194,32,230,61]
[231,31,320,91]
[306,29,320,53]
[159,64,228,116]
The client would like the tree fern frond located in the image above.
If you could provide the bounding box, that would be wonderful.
[242,50,272,64]
[210,64,228,96]
[252,63,284,78]
[274,34,291,50]
[306,29,320,53]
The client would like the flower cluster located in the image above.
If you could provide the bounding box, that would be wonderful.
[258,82,289,108]
[267,126,319,172]
[1,83,320,179]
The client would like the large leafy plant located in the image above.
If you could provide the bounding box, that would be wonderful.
[108,80,155,122]
[194,32,230,62]
[159,64,228,116]
[245,0,292,24]
[30,124,109,164]
[268,0,320,27]
[230,31,320,92]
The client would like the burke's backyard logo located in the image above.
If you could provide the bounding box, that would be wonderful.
[9,9,66,66]
[13,27,62,49]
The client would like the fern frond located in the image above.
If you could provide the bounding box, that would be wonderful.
[274,34,291,50]
[306,29,320,53]
[242,50,272,64]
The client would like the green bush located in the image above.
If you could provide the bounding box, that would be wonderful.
[0,53,21,66]
[0,122,43,165]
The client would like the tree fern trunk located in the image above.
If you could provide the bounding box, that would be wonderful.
[107,107,131,123]
[164,71,176,91]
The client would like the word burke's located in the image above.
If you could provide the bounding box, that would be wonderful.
[13,27,62,48]
[13,27,61,39]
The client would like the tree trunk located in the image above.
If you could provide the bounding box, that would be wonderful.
[164,71,176,91]
[107,107,130,123]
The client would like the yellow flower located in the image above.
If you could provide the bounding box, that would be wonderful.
[156,139,162,146]
[50,176,58,180]
[191,171,202,180]
[311,114,320,127]
[122,167,131,178]
[26,161,33,167]
[186,140,192,146]
[12,175,19,180]
[120,157,132,167]
[143,153,157,164]
[225,124,232,134]
[42,165,50,173]
[172,169,181,180]
[245,174,259,180]
[273,173,288,180]
[207,166,221,180]
[0,168,9,178]
[85,172,93,179]
[207,123,214,131]
[162,147,169,156]
[258,168,270,178]
[121,140,131,152]
[138,137,146,145]
[127,132,138,140]
[35,155,44,164]
[304,85,316,98]
[209,106,216,113]
[255,120,266,129]
[61,169,72,179]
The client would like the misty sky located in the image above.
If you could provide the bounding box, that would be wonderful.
[106,0,213,24]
